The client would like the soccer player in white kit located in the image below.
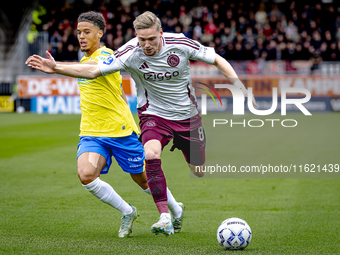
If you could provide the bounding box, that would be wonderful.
[26,11,256,236]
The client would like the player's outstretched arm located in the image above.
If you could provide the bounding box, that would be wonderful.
[25,51,102,79]
[213,54,257,108]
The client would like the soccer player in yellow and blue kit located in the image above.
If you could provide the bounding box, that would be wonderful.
[75,12,143,238]
[48,11,182,238]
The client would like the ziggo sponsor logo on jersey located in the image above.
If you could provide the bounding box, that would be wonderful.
[143,71,179,81]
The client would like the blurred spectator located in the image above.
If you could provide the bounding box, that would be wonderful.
[248,10,257,29]
[124,28,134,42]
[286,42,296,61]
[179,6,192,27]
[220,20,236,46]
[214,37,226,58]
[335,27,340,42]
[285,20,298,38]
[238,16,247,34]
[335,15,340,30]
[326,6,336,32]
[50,31,62,56]
[244,43,255,60]
[299,12,310,32]
[266,40,277,60]
[225,42,236,60]
[181,25,190,38]
[263,22,274,37]
[63,44,78,61]
[114,30,124,49]
[105,33,114,49]
[276,42,287,60]
[295,44,305,60]
[276,34,285,45]
[203,18,218,36]
[243,26,254,41]
[255,3,267,26]
[132,5,140,18]
[320,42,330,61]
[323,30,333,46]
[32,5,47,27]
[311,31,323,49]
[234,42,245,60]
[27,24,39,57]
[27,24,39,44]
[310,49,322,74]
[302,41,313,60]
[328,42,339,61]
[234,32,244,45]
[254,37,265,59]
[193,21,202,40]
[54,42,64,61]
[255,25,266,41]
[269,4,283,20]
[225,9,234,23]
[280,15,288,29]
[201,29,213,44]
[308,20,320,35]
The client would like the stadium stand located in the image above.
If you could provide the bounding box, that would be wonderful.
[0,1,39,92]
[0,1,40,113]
[2,0,340,84]
[32,0,340,64]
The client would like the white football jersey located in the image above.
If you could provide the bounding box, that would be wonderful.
[99,32,216,121]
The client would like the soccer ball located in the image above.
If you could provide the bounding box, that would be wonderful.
[217,217,252,250]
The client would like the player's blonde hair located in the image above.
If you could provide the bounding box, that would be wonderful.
[133,11,161,31]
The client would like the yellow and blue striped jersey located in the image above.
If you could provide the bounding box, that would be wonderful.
[78,46,139,137]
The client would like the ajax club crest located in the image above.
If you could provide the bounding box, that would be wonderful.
[167,54,180,67]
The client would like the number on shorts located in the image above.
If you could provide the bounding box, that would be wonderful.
[198,126,205,141]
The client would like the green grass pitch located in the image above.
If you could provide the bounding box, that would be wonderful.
[0,112,339,254]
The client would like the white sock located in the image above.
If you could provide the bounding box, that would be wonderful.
[142,187,152,195]
[142,187,182,217]
[83,177,133,215]
[166,188,182,218]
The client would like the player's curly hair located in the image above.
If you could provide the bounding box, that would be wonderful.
[133,11,161,31]
[78,11,106,32]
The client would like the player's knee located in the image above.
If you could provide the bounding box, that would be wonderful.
[77,168,97,185]
[145,150,161,160]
